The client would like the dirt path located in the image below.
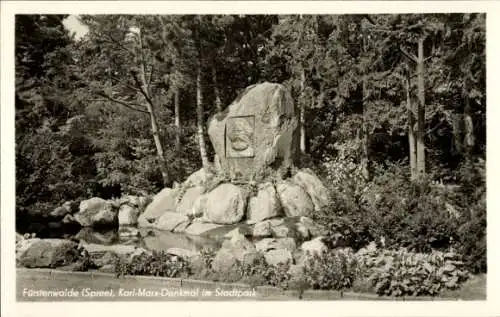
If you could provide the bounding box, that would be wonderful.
[16,269,485,301]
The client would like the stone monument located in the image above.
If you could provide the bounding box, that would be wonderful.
[208,82,299,182]
[138,82,330,232]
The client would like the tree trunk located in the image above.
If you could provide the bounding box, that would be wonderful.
[174,86,181,153]
[416,37,426,178]
[464,97,475,162]
[361,34,370,181]
[196,62,210,169]
[212,66,222,112]
[451,112,464,156]
[137,29,169,186]
[299,66,306,154]
[406,75,417,180]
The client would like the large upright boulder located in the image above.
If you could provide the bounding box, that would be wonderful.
[138,188,178,228]
[204,183,247,224]
[74,197,117,227]
[208,82,298,181]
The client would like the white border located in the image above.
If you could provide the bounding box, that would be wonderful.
[2,1,500,317]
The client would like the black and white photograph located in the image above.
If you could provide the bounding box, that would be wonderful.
[1,1,499,316]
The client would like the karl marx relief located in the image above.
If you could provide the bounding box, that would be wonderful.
[225,116,255,158]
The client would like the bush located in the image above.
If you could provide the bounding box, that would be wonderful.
[356,243,471,297]
[115,251,191,278]
[302,248,360,290]
[456,199,486,274]
[317,160,486,274]
[239,257,292,290]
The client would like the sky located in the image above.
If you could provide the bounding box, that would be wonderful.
[62,15,89,40]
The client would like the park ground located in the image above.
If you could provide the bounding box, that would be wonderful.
[16,268,486,301]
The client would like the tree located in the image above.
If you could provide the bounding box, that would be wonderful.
[78,15,171,186]
[15,15,97,216]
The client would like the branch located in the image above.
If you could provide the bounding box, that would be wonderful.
[94,92,149,114]
[147,64,155,87]
[425,120,446,136]
[110,75,141,92]
[131,70,156,108]
[100,33,136,55]
[399,46,417,63]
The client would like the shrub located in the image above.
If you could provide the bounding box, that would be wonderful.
[356,243,471,297]
[115,251,191,278]
[317,160,486,274]
[239,257,292,290]
[456,200,486,274]
[302,248,360,290]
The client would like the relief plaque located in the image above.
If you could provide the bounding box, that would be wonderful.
[225,115,255,158]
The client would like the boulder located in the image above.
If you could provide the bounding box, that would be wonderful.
[252,221,273,238]
[207,82,298,181]
[118,204,140,226]
[93,251,119,267]
[223,227,252,240]
[16,238,80,268]
[74,197,118,227]
[247,182,282,222]
[212,232,261,274]
[294,222,310,240]
[80,242,141,257]
[16,233,24,244]
[300,237,327,256]
[62,214,77,224]
[138,188,179,228]
[269,218,285,227]
[176,186,205,217]
[191,194,208,219]
[50,201,75,218]
[204,183,247,224]
[155,212,190,232]
[254,238,296,253]
[185,168,210,187]
[264,249,293,266]
[271,224,291,238]
[293,169,330,211]
[276,180,314,217]
[299,216,326,237]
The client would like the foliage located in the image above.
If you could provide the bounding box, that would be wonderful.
[239,257,292,290]
[115,251,191,278]
[316,162,485,274]
[302,249,360,290]
[356,243,471,296]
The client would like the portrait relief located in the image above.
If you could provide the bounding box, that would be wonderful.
[225,116,255,158]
